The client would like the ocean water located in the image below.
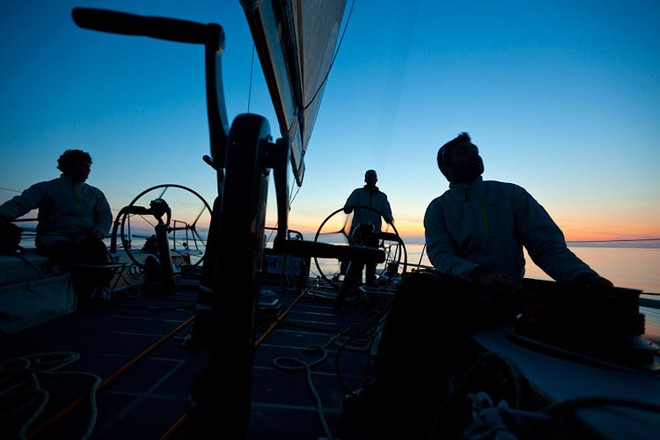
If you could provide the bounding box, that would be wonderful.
[17,229,659,295]
[308,242,659,295]
[402,244,660,295]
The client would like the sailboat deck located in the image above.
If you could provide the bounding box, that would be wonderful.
[3,271,659,439]
[0,275,383,439]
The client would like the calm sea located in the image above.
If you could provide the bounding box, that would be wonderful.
[18,223,658,293]
[308,242,660,296]
[402,244,660,295]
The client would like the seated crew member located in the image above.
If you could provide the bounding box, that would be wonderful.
[342,132,613,438]
[0,149,114,302]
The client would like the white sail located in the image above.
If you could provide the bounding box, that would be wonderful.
[241,0,348,186]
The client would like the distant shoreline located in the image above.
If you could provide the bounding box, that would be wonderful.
[567,239,660,249]
[399,236,660,249]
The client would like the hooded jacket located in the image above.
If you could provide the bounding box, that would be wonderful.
[0,175,112,248]
[424,176,598,284]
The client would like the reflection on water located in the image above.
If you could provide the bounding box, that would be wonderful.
[403,244,660,294]
[563,247,660,294]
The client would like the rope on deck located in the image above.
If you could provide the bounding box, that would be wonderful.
[21,315,194,439]
[0,351,101,440]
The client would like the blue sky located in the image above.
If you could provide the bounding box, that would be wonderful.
[1,0,659,243]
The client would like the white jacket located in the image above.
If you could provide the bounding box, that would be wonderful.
[0,175,112,247]
[344,186,394,234]
[424,177,598,284]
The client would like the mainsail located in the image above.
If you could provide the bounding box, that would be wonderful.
[240,0,348,186]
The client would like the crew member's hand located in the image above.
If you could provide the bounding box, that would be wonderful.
[574,272,614,289]
[472,266,519,299]
[91,229,105,240]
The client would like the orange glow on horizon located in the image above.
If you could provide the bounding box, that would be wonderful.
[558,216,660,242]
[280,201,660,245]
[283,216,659,245]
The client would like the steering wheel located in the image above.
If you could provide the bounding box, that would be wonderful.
[112,184,212,272]
[312,206,407,285]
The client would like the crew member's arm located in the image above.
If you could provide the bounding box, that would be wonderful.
[91,189,113,241]
[0,183,45,221]
[514,185,612,286]
[343,188,359,214]
[382,195,394,225]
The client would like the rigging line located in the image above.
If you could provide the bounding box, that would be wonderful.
[255,287,308,347]
[0,186,22,193]
[413,243,427,270]
[160,415,186,440]
[272,344,334,439]
[268,302,344,439]
[4,352,101,440]
[300,0,357,112]
[288,180,302,207]
[28,316,195,438]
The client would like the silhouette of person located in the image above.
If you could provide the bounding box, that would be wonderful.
[336,170,394,308]
[342,132,613,438]
[0,149,114,302]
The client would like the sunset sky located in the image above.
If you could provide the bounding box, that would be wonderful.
[1,0,659,243]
